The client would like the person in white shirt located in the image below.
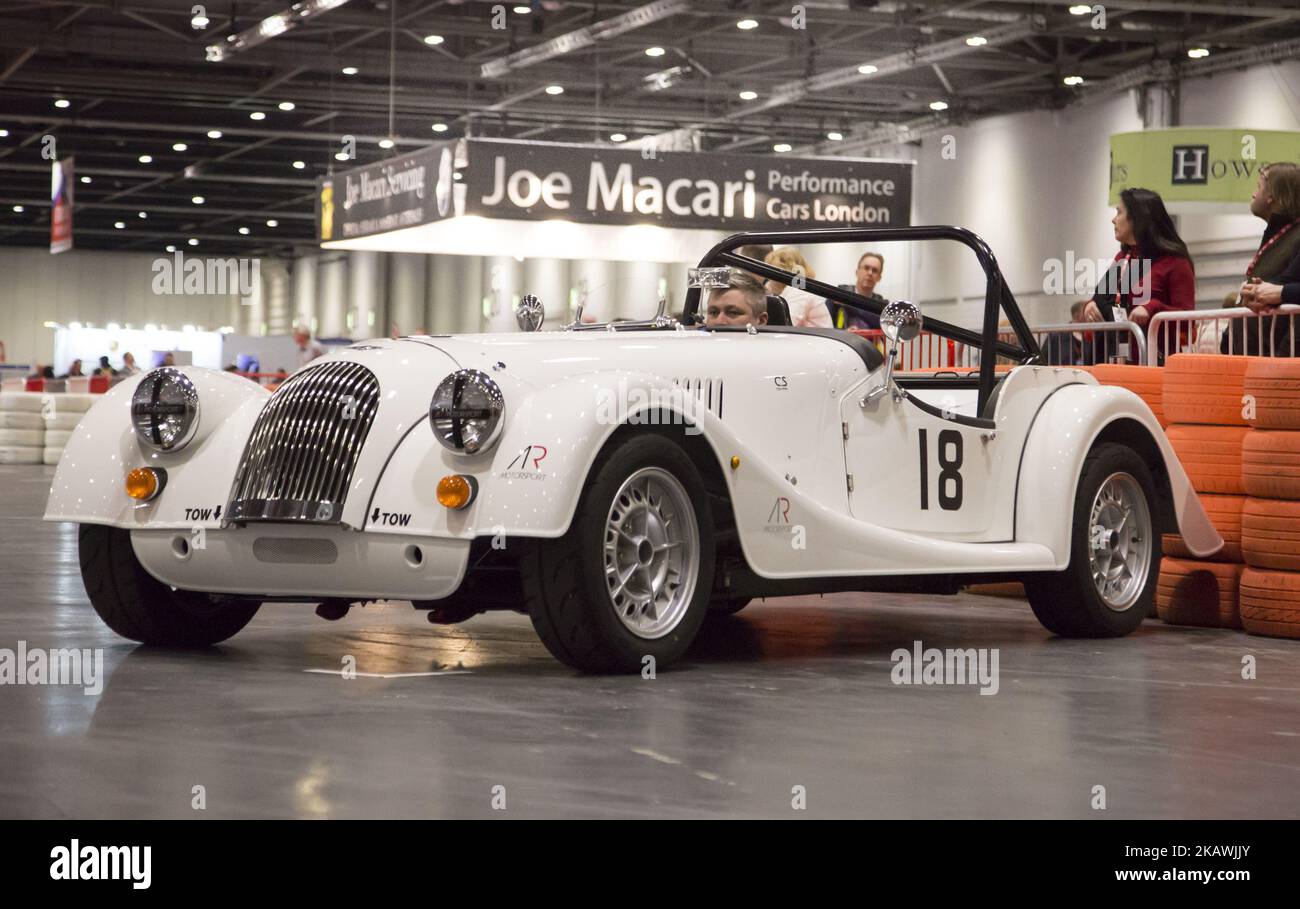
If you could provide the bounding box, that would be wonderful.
[762,248,832,328]
[293,324,326,367]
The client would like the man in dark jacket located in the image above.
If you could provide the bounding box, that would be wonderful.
[1221,162,1300,356]
[832,251,885,330]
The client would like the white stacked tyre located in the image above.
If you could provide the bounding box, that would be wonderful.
[0,393,45,464]
[41,393,97,466]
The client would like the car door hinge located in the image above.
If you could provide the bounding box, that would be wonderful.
[841,421,849,440]
[846,474,854,493]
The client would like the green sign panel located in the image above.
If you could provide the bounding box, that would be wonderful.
[1109,128,1300,210]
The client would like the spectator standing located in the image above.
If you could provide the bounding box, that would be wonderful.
[293,324,326,368]
[762,248,832,328]
[1220,162,1300,356]
[1082,188,1194,363]
[833,252,886,330]
[119,352,140,377]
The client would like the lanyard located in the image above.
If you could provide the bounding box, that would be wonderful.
[1247,218,1300,278]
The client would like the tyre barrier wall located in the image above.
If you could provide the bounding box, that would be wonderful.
[1088,355,1300,639]
[0,392,95,467]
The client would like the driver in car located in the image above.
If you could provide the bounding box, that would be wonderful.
[705,272,769,327]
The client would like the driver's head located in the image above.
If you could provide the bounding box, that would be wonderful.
[705,272,768,327]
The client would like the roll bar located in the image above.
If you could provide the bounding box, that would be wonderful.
[683,226,1042,416]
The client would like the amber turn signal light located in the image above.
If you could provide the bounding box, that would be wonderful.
[125,467,166,501]
[436,474,477,510]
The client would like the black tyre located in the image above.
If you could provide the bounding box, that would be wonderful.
[1025,443,1161,637]
[522,433,715,673]
[78,524,261,646]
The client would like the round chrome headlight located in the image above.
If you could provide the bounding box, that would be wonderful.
[131,367,200,452]
[429,369,504,455]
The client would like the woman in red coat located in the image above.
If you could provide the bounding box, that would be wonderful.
[1083,188,1195,363]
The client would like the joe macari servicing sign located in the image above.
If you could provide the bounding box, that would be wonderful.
[465,138,912,229]
[316,140,456,241]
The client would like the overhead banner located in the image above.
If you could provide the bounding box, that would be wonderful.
[1109,128,1300,211]
[316,138,913,243]
[50,156,73,254]
[465,138,912,230]
[316,141,456,242]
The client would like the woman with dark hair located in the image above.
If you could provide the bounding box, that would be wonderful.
[1081,188,1195,362]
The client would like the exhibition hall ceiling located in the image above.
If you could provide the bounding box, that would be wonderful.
[0,0,1298,255]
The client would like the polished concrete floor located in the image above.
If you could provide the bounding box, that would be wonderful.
[2,464,1298,819]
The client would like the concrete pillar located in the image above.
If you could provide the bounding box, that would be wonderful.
[569,259,616,324]
[317,254,348,339]
[388,253,427,336]
[613,261,669,320]
[522,257,570,329]
[347,250,384,340]
[262,259,292,335]
[483,255,523,333]
[291,255,318,335]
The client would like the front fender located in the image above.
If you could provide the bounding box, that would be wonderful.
[44,368,271,527]
[1014,384,1222,567]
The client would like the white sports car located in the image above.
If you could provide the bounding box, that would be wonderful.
[45,226,1222,672]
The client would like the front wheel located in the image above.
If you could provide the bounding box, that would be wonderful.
[1024,443,1161,637]
[78,524,261,646]
[522,433,715,672]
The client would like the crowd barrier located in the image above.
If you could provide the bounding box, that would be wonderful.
[1149,305,1300,363]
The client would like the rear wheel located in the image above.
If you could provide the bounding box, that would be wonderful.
[1024,443,1160,637]
[522,433,715,672]
[78,524,261,646]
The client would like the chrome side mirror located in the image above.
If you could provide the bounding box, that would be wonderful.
[515,294,545,332]
[864,300,923,407]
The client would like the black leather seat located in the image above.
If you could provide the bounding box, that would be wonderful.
[765,295,792,326]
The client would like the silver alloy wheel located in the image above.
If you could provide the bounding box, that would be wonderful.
[603,466,699,639]
[1088,471,1152,612]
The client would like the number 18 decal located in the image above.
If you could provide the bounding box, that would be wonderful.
[919,428,964,510]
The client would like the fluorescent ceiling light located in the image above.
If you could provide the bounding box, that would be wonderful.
[206,0,354,62]
[737,19,758,30]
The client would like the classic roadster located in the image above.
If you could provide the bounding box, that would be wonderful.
[46,226,1222,672]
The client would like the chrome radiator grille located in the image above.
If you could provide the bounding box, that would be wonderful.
[227,361,380,524]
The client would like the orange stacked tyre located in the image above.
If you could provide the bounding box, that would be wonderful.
[1156,355,1258,629]
[1090,364,1166,427]
[1239,358,1300,639]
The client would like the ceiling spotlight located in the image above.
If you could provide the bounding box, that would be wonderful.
[54,98,70,109]
[1188,47,1210,59]
[513,5,531,13]
[0,129,9,137]
[966,36,987,47]
[238,227,250,235]
[293,160,306,169]
[334,151,351,161]
[191,12,209,29]
[207,129,223,139]
[737,18,758,30]
[138,154,153,164]
[138,211,147,219]
[858,64,878,75]
[423,34,444,45]
[545,84,564,95]
[188,238,199,247]
[12,205,24,213]
[738,90,758,101]
[378,138,395,149]
[266,219,278,227]
[341,66,358,75]
[929,100,949,111]
[609,132,628,142]
[192,196,205,204]
[172,142,188,151]
[114,221,125,229]
[80,175,91,184]
[645,46,666,57]
[431,122,449,133]
[1063,74,1084,86]
[278,102,295,112]
[827,131,843,141]
[773,143,792,153]
[1069,4,1091,14]
[249,111,266,120]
